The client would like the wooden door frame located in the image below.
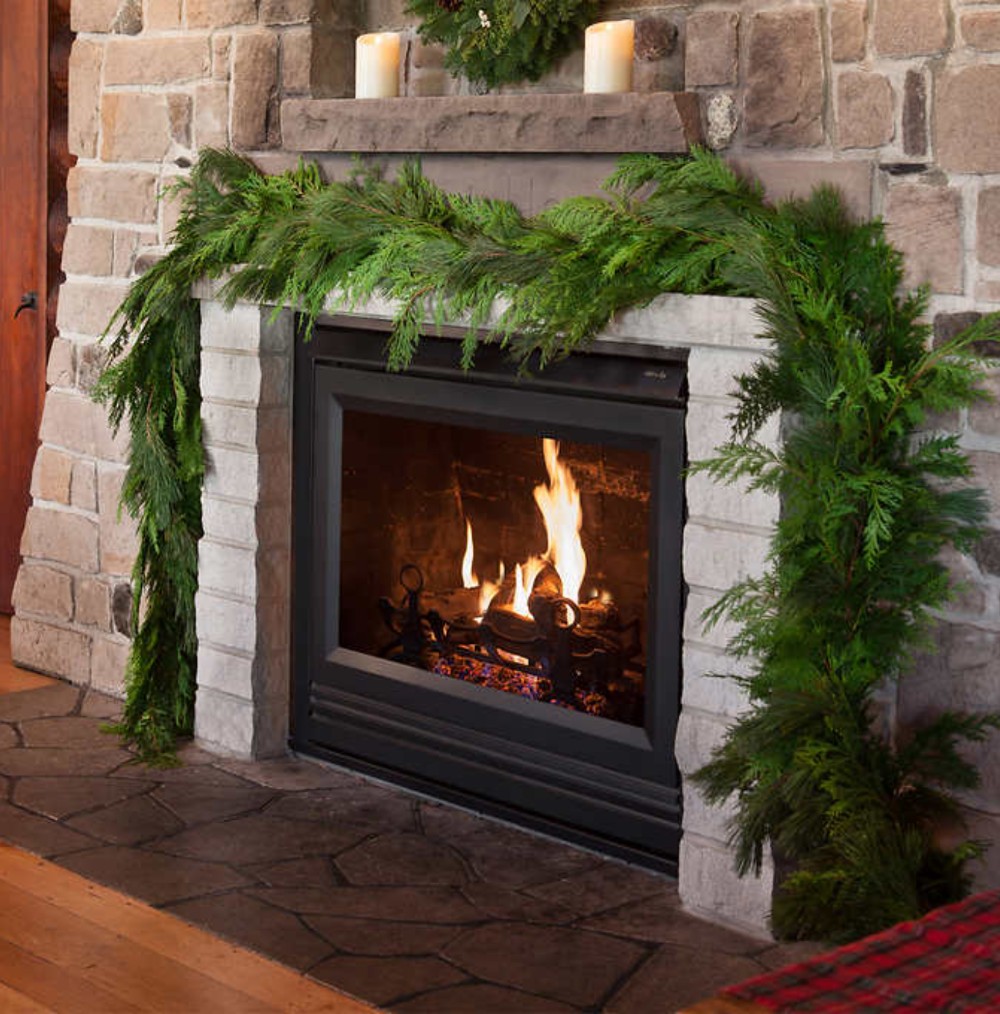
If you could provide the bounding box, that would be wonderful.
[0,0,73,613]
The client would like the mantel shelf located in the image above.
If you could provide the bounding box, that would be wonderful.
[281,91,703,155]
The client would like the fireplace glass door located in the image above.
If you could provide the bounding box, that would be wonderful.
[293,324,686,871]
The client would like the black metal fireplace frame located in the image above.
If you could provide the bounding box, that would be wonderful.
[292,318,687,872]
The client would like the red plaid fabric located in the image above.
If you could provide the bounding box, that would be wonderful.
[724,890,1000,1012]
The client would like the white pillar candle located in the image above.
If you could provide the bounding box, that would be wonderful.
[584,20,635,94]
[355,32,401,99]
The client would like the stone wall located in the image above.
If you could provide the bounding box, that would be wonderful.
[12,0,1000,911]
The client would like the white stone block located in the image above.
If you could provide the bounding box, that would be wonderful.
[682,645,753,718]
[199,540,258,600]
[682,778,740,843]
[197,644,254,699]
[684,522,771,592]
[688,346,761,402]
[674,708,732,776]
[196,589,257,655]
[684,587,743,650]
[202,402,259,450]
[194,685,256,757]
[202,496,258,548]
[679,834,774,938]
[200,299,264,353]
[687,472,779,529]
[601,293,764,351]
[687,398,780,463]
[204,446,260,503]
[201,350,263,405]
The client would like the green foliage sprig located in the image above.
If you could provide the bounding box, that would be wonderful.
[690,196,1000,941]
[405,0,599,89]
[97,147,998,941]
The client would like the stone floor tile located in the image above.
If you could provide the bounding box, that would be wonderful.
[249,885,483,924]
[167,892,335,971]
[460,882,577,925]
[219,755,359,791]
[580,895,763,955]
[0,800,99,856]
[247,856,341,889]
[66,794,185,845]
[0,725,17,750]
[309,955,468,1007]
[443,922,647,1008]
[305,916,464,957]
[59,845,251,905]
[151,780,276,825]
[0,683,80,722]
[525,861,671,917]
[395,982,578,1012]
[0,746,134,778]
[20,716,116,749]
[173,741,223,766]
[603,944,764,1013]
[113,760,264,789]
[336,833,469,887]
[156,813,368,866]
[14,775,155,820]
[430,819,602,890]
[266,785,417,832]
[79,690,123,720]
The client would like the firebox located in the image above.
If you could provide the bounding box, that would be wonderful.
[292,320,687,871]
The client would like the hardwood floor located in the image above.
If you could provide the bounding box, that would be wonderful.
[0,843,378,1012]
[0,615,54,694]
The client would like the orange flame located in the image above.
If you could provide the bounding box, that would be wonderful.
[461,519,478,589]
[511,557,544,618]
[534,438,586,604]
[460,440,589,622]
[478,561,504,617]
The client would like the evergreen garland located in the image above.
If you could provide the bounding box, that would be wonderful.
[96,147,998,939]
[405,0,599,89]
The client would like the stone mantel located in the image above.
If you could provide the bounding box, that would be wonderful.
[281,92,703,154]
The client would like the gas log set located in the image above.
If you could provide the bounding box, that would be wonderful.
[376,438,646,726]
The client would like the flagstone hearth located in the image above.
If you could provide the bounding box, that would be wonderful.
[0,679,821,1012]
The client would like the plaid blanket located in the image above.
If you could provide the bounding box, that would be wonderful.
[724,890,1000,1012]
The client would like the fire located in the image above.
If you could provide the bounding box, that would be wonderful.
[511,558,544,617]
[460,439,589,620]
[461,520,478,589]
[478,561,504,617]
[534,438,587,604]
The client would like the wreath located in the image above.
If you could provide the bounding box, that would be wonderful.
[406,0,599,89]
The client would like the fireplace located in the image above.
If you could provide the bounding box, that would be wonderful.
[192,290,777,932]
[292,324,687,870]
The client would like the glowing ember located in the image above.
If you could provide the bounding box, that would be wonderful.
[534,438,587,604]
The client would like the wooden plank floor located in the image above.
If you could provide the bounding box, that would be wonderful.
[0,843,379,1013]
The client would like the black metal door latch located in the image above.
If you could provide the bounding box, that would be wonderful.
[14,291,37,318]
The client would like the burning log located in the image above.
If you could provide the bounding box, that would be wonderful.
[527,563,565,633]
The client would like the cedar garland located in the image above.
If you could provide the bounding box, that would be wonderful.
[96,148,998,938]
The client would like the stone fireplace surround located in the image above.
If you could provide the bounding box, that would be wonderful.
[192,286,778,936]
